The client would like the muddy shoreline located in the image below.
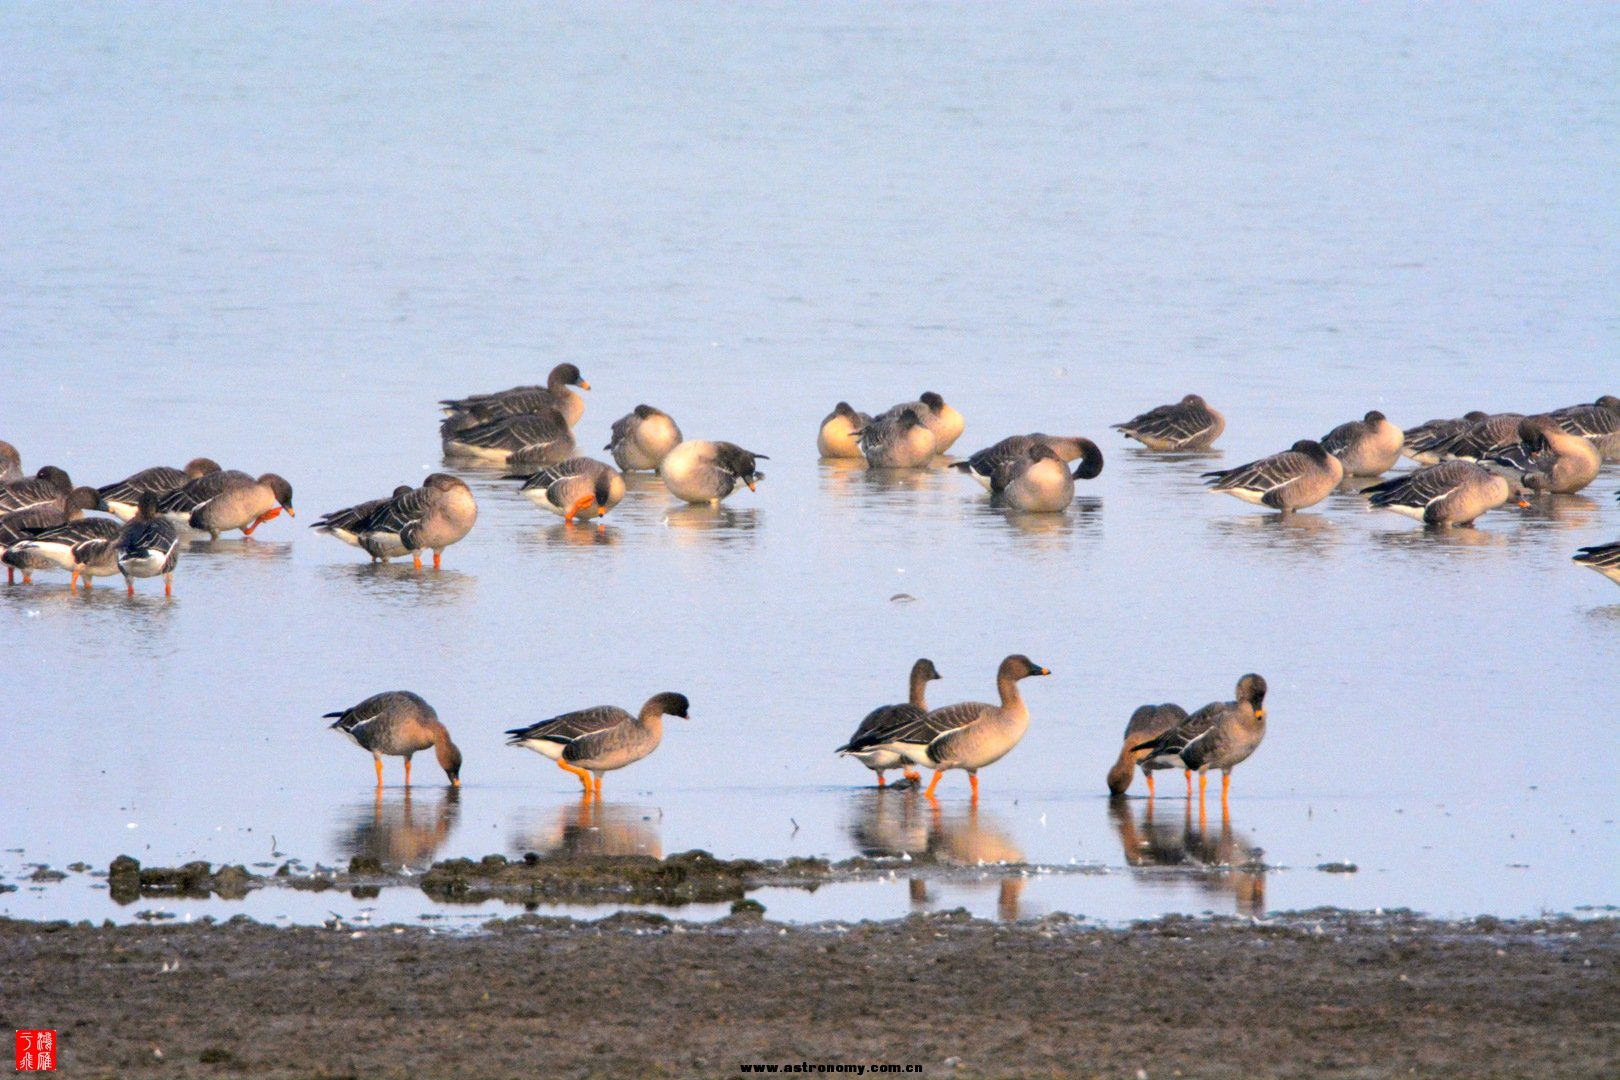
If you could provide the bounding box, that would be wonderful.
[6,908,1616,1079]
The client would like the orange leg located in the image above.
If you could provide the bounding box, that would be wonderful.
[876,772,887,788]
[83,573,94,590]
[902,768,921,783]
[432,551,442,570]
[404,757,413,788]
[126,578,135,597]
[374,757,385,789]
[1184,769,1193,799]
[969,773,980,804]
[412,552,423,570]
[557,760,594,794]
[1198,771,1208,804]
[591,774,603,800]
[164,573,173,598]
[1221,771,1232,807]
[924,770,945,798]
[70,569,80,591]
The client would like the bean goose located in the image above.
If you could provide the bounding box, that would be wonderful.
[1401,411,1489,465]
[1202,440,1343,513]
[989,442,1104,512]
[1132,674,1267,808]
[116,492,181,597]
[326,691,462,789]
[507,457,625,522]
[331,474,477,569]
[1112,394,1225,451]
[0,487,101,584]
[1408,412,1525,462]
[1320,410,1403,476]
[1482,416,1601,495]
[312,486,417,557]
[817,402,871,460]
[0,467,73,514]
[879,392,965,454]
[859,409,937,469]
[836,658,944,787]
[156,470,295,538]
[658,440,766,504]
[441,409,575,468]
[96,458,222,520]
[1,516,122,589]
[606,404,684,471]
[506,692,690,798]
[1551,395,1620,460]
[950,434,1103,490]
[440,363,591,429]
[1106,703,1191,797]
[1363,461,1513,526]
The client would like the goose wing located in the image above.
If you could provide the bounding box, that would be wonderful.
[1202,450,1309,496]
[1364,461,1477,510]
[440,385,545,412]
[1553,402,1620,440]
[97,466,186,506]
[20,517,123,545]
[861,701,987,751]
[0,479,62,514]
[1318,420,1364,457]
[156,470,241,514]
[505,705,633,747]
[117,516,179,561]
[957,436,1034,481]
[1132,706,1220,766]
[313,496,393,535]
[1115,401,1217,446]
[839,703,926,752]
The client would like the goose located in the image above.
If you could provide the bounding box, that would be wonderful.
[606,404,684,471]
[1202,440,1343,513]
[989,442,1104,512]
[817,402,871,460]
[0,487,101,584]
[1483,416,1601,495]
[835,658,944,787]
[116,492,181,597]
[861,654,1050,802]
[859,408,937,469]
[505,692,690,798]
[440,363,591,428]
[441,409,575,467]
[2,516,122,589]
[311,486,417,557]
[1410,412,1525,462]
[1402,411,1489,464]
[1319,410,1404,476]
[1363,461,1513,526]
[1551,395,1620,460]
[507,457,625,522]
[658,440,766,504]
[334,474,477,569]
[878,392,965,454]
[157,471,294,540]
[96,458,221,520]
[0,441,20,484]
[326,691,462,789]
[950,434,1103,490]
[0,466,72,514]
[1132,674,1267,807]
[1106,703,1191,797]
[1573,542,1620,586]
[1112,394,1225,450]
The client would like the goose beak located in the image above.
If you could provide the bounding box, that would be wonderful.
[745,478,757,492]
[596,505,607,517]
[1256,709,1266,720]
[285,506,296,517]
[1036,666,1051,676]
[577,380,592,391]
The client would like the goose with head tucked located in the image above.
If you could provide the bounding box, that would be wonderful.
[440,363,591,429]
[96,458,222,521]
[1132,674,1267,809]
[1401,411,1489,465]
[1363,460,1513,526]
[1483,415,1602,495]
[0,486,101,584]
[1202,440,1342,513]
[1551,395,1620,460]
[1411,411,1525,462]
[606,404,684,471]
[0,441,21,484]
[338,474,477,569]
[312,485,416,558]
[2,515,123,588]
[836,658,944,787]
[659,440,766,504]
[116,492,181,597]
[158,470,294,539]
[1113,394,1225,451]
[0,466,73,514]
[506,692,690,798]
[507,457,625,523]
[1320,410,1404,477]
[1107,703,1192,798]
[817,402,871,460]
[859,408,937,469]
[879,392,965,454]
[326,690,462,789]
[441,408,575,468]
[951,434,1102,490]
[988,442,1104,512]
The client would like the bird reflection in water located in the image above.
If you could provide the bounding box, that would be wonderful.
[845,792,1026,919]
[1108,796,1266,916]
[511,797,663,859]
[335,787,461,871]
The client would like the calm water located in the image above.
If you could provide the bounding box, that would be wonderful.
[3,3,1617,926]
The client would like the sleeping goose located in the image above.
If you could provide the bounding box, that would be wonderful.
[507,457,625,522]
[506,692,690,798]
[0,441,20,484]
[1411,412,1525,462]
[878,392,965,454]
[1551,395,1620,460]
[2,515,122,589]
[1573,542,1620,587]
[158,471,295,539]
[326,690,462,789]
[1113,394,1225,450]
[336,474,477,569]
[0,487,101,584]
[835,658,944,787]
[1401,411,1489,465]
[859,408,937,469]
[0,466,73,514]
[989,442,1104,512]
[950,434,1103,490]
[817,402,871,460]
[1132,674,1267,808]
[116,492,181,597]
[441,409,575,467]
[1202,440,1343,513]
[860,654,1050,803]
[1320,410,1404,476]
[606,404,683,471]
[96,458,221,520]
[312,486,416,557]
[440,363,591,428]
[658,440,766,504]
[1106,703,1191,798]
[1483,415,1602,495]
[1363,461,1513,526]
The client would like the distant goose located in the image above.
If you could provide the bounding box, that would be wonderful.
[861,654,1050,802]
[606,404,683,471]
[879,392,965,453]
[440,364,591,428]
[836,658,944,787]
[1113,394,1225,451]
[817,402,871,460]
[507,457,625,522]
[0,487,101,584]
[156,471,295,539]
[326,690,462,789]
[1202,440,1343,513]
[0,441,20,484]
[506,692,690,797]
[1132,674,1267,807]
[96,458,222,520]
[116,492,181,597]
[658,440,766,504]
[1401,411,1489,465]
[1573,542,1620,586]
[441,409,575,468]
[1483,416,1602,495]
[1363,461,1513,526]
[311,486,417,557]
[325,474,476,569]
[1551,395,1620,460]
[859,408,937,469]
[1319,410,1404,476]
[1106,703,1191,797]
[2,516,122,589]
[0,466,73,514]
[1410,412,1525,462]
[989,442,1104,512]
[951,434,1103,490]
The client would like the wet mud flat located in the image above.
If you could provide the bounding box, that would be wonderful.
[5,910,1616,1079]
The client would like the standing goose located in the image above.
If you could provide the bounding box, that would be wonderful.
[859,408,937,469]
[1484,415,1602,495]
[1551,395,1620,460]
[1414,412,1525,462]
[1402,411,1489,465]
[879,392,965,454]
[1132,674,1267,808]
[1363,461,1513,526]
[606,404,684,471]
[950,434,1102,490]
[817,402,871,460]
[441,409,575,467]
[0,487,101,584]
[1113,394,1225,451]
[659,440,767,504]
[326,691,462,789]
[2,516,123,589]
[1319,410,1404,477]
[1106,703,1191,798]
[116,492,181,597]
[311,486,417,558]
[989,442,1104,513]
[0,466,73,514]
[339,474,477,569]
[156,470,295,538]
[507,457,626,522]
[835,658,944,787]
[440,364,592,428]
[1573,542,1620,587]
[0,441,21,484]
[1202,440,1343,513]
[506,692,690,798]
[96,458,221,520]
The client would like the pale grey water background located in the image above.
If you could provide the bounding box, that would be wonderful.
[3,3,1617,925]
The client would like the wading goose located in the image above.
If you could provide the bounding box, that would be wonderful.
[1573,542,1620,587]
[1402,411,1488,464]
[989,442,1104,512]
[2,516,122,589]
[0,441,20,484]
[1106,703,1191,797]
[1363,461,1513,526]
[116,492,181,597]
[1202,440,1343,513]
[441,409,575,467]
[817,402,871,460]
[951,434,1102,490]
[862,654,1049,803]
[507,457,626,522]
[1320,411,1404,477]
[0,467,72,514]
[859,409,937,469]
[1483,416,1602,495]
[441,363,591,429]
[1132,674,1267,808]
[336,474,477,569]
[326,691,462,789]
[607,404,683,471]
[505,692,690,797]
[1552,396,1620,460]
[312,486,416,557]
[156,471,295,538]
[97,458,221,520]
[835,658,944,787]
[1113,394,1225,451]
[878,392,965,454]
[0,487,100,583]
[659,440,767,504]
[1411,412,1525,462]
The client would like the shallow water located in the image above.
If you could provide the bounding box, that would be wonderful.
[3,3,1617,926]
